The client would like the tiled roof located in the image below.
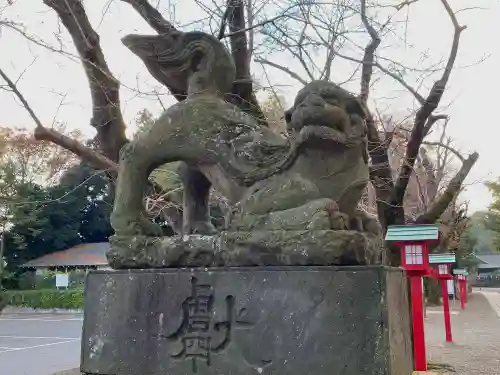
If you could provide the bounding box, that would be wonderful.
[385,224,440,242]
[20,242,109,268]
[429,253,456,264]
[475,254,500,269]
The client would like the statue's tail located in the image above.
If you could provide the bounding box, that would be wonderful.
[122,31,236,98]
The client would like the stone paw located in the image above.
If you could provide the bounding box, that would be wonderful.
[111,211,164,237]
[140,214,165,237]
[306,198,349,230]
[329,211,350,230]
[350,209,382,235]
[307,211,331,230]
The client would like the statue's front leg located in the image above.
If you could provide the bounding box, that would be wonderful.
[350,209,382,235]
[111,142,163,237]
[178,162,218,235]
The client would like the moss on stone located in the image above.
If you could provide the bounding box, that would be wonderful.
[108,229,382,269]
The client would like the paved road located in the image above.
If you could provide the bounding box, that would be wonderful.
[478,289,500,318]
[0,312,82,375]
[426,292,500,375]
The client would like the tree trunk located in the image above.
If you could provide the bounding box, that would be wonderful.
[426,278,441,306]
[224,0,267,125]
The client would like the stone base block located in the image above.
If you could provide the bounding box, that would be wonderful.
[81,266,413,375]
[107,230,382,269]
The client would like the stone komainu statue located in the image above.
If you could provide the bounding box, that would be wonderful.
[108,30,382,268]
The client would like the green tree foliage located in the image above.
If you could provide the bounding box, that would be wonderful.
[483,180,500,252]
[455,229,479,268]
[4,288,84,309]
[464,211,494,254]
[4,162,113,271]
[0,125,79,186]
[59,163,113,243]
[0,127,81,277]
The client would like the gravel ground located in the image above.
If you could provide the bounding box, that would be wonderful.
[425,292,500,375]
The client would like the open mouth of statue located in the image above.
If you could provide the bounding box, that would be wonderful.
[298,117,347,134]
[298,125,349,145]
[298,110,348,133]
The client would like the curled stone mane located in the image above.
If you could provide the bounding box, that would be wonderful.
[221,81,369,187]
[224,138,300,187]
[156,32,213,67]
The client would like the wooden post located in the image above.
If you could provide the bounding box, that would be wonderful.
[464,276,469,304]
[0,231,4,289]
[459,278,465,310]
[422,278,427,318]
[440,279,453,342]
[410,275,427,371]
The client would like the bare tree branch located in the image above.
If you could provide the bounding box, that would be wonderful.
[218,4,231,39]
[219,7,292,39]
[44,0,127,163]
[34,127,117,171]
[394,0,420,11]
[390,0,466,211]
[335,51,426,104]
[0,66,117,171]
[226,0,250,82]
[436,120,450,175]
[0,68,41,129]
[416,151,478,224]
[224,0,267,125]
[357,0,397,234]
[120,0,176,34]
[423,141,465,162]
[254,57,307,85]
[245,0,255,64]
[417,148,437,210]
[260,20,317,81]
[424,114,448,136]
[359,0,381,104]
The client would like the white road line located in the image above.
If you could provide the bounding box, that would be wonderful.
[0,314,82,317]
[0,318,82,321]
[0,316,80,319]
[0,339,79,354]
[426,310,459,315]
[0,336,80,340]
[0,347,17,350]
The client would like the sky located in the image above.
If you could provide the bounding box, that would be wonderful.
[0,0,499,213]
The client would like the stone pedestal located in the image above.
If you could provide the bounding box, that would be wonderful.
[80,266,413,375]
